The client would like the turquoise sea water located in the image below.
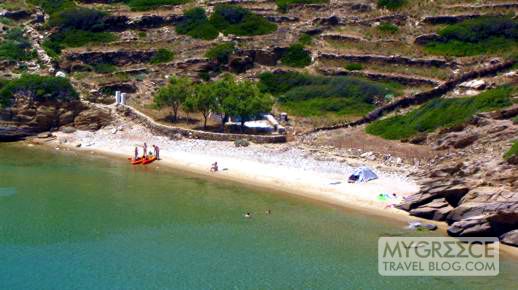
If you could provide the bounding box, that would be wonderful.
[0,143,517,289]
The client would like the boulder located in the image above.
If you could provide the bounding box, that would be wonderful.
[500,230,518,247]
[61,126,76,134]
[0,125,33,141]
[398,181,469,211]
[453,133,479,148]
[436,132,479,149]
[74,108,112,131]
[448,217,493,237]
[409,198,453,221]
[459,79,486,90]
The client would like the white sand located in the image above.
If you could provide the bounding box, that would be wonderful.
[49,119,420,217]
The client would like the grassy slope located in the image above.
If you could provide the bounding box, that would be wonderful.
[366,86,515,140]
[259,72,399,117]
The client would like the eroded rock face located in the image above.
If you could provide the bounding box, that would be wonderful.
[74,107,113,131]
[64,50,158,67]
[409,198,453,221]
[0,95,84,139]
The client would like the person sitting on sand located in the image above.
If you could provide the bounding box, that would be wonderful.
[210,162,218,172]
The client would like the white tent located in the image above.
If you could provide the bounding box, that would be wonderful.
[349,166,378,183]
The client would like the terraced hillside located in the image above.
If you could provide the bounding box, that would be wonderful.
[1,0,518,244]
[1,1,516,129]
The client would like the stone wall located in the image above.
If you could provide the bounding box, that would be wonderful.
[310,59,517,133]
[421,14,501,25]
[318,68,441,86]
[318,53,453,68]
[118,105,287,143]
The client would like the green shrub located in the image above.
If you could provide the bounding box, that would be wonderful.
[297,33,312,45]
[512,115,518,124]
[43,29,117,56]
[0,27,35,61]
[177,5,277,39]
[259,72,395,116]
[27,0,76,15]
[49,8,108,31]
[127,0,189,11]
[504,140,518,160]
[93,63,117,74]
[366,86,514,140]
[176,7,219,40]
[43,7,116,55]
[345,63,363,71]
[150,48,174,64]
[280,43,312,67]
[205,42,235,63]
[425,17,518,56]
[378,22,399,34]
[138,31,147,39]
[377,0,407,9]
[0,74,79,107]
[210,4,277,36]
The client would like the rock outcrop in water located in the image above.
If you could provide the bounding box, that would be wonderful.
[0,94,113,140]
[399,110,518,244]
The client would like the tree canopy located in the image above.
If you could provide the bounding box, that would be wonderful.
[153,76,194,122]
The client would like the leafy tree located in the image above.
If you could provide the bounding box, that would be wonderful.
[176,7,219,40]
[210,4,277,36]
[186,82,220,129]
[0,74,78,107]
[153,76,193,122]
[49,8,108,32]
[222,80,273,129]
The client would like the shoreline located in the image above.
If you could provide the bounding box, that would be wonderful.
[23,120,518,258]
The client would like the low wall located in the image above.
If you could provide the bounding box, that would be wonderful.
[318,68,441,86]
[118,106,287,143]
[318,53,453,68]
[310,59,517,133]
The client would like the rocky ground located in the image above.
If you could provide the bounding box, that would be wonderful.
[398,106,518,246]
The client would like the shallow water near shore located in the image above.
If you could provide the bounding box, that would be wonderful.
[0,143,517,289]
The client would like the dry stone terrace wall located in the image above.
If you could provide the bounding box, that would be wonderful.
[117,106,287,144]
[102,15,183,31]
[63,50,158,67]
[310,59,517,133]
[421,14,503,25]
[318,68,441,86]
[317,53,454,68]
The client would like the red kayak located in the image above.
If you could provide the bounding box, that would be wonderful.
[130,157,144,165]
[142,156,157,165]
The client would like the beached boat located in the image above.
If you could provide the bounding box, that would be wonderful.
[142,156,157,165]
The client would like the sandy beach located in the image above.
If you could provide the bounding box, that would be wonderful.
[36,113,421,218]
